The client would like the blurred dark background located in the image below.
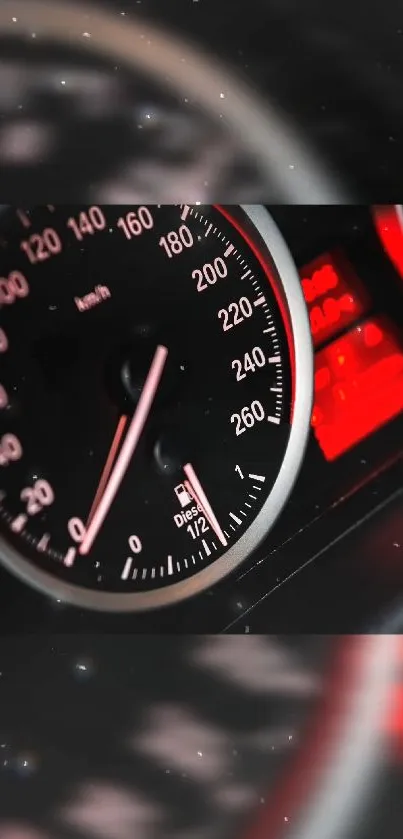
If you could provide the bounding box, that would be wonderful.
[0,635,402,839]
[1,0,403,201]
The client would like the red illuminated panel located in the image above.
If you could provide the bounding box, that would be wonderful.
[300,251,370,347]
[312,316,403,461]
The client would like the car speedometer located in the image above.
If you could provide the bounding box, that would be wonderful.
[0,204,313,611]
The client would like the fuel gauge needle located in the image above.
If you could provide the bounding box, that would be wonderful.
[183,462,227,547]
[79,344,169,556]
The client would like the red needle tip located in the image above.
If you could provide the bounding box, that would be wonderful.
[86,414,128,529]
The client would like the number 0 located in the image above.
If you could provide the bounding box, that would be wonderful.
[129,535,142,554]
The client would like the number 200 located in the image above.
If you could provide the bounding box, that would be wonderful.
[193,257,227,292]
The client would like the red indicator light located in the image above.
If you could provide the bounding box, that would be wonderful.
[300,251,369,348]
[373,205,403,280]
[364,322,383,348]
[301,262,338,302]
[312,316,403,460]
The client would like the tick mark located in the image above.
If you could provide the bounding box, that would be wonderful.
[121,557,133,580]
[16,209,31,228]
[64,547,77,567]
[37,533,50,552]
[11,514,27,533]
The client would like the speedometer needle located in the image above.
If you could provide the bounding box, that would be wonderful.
[86,413,128,528]
[183,462,227,547]
[79,344,169,556]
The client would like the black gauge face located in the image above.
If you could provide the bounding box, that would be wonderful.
[0,205,312,611]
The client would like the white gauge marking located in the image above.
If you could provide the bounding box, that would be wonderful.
[271,386,282,393]
[224,244,234,257]
[0,385,8,409]
[249,474,266,482]
[37,533,50,552]
[0,329,8,353]
[268,355,281,363]
[168,555,174,576]
[121,556,133,580]
[11,514,27,533]
[202,539,211,557]
[267,415,281,424]
[181,205,190,221]
[241,270,251,279]
[229,512,242,525]
[64,547,76,567]
[16,209,31,228]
